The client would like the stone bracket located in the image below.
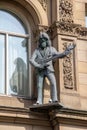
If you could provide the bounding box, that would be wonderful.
[29,102,63,113]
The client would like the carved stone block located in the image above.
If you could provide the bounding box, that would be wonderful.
[59,0,73,23]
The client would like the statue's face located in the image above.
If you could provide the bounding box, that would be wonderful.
[39,37,47,49]
[41,41,47,49]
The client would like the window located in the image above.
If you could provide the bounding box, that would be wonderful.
[0,10,29,97]
[85,4,87,27]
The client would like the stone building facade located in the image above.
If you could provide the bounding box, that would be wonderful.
[0,0,87,130]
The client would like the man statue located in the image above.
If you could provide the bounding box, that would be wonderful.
[29,32,75,105]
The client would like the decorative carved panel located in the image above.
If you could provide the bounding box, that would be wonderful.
[62,41,76,89]
[59,0,73,23]
[38,0,47,11]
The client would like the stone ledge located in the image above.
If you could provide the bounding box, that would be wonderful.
[49,107,87,126]
[0,105,50,126]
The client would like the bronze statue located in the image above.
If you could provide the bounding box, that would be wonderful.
[29,32,75,105]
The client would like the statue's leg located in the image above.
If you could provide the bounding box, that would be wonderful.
[47,73,58,102]
[36,74,44,104]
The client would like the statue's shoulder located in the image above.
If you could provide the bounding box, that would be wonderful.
[49,46,56,51]
[34,48,41,55]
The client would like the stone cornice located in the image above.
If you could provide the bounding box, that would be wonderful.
[0,105,87,127]
[49,107,87,126]
[0,106,50,126]
[57,108,87,117]
[48,21,87,39]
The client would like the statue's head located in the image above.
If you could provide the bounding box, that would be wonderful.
[38,32,51,49]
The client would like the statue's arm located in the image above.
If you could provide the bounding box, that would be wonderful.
[51,47,67,58]
[59,44,76,58]
[56,50,70,58]
[52,46,72,59]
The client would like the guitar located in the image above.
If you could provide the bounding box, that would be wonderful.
[37,44,76,66]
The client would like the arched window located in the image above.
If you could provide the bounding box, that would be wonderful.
[0,10,29,97]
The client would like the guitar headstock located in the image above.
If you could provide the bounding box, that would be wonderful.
[66,44,76,51]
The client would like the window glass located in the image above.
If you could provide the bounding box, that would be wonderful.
[85,16,87,27]
[85,4,87,27]
[0,35,5,94]
[0,10,27,34]
[8,36,28,96]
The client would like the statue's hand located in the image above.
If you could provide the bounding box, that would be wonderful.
[36,64,44,69]
[36,63,50,69]
[64,43,76,56]
[65,44,76,52]
[64,50,71,56]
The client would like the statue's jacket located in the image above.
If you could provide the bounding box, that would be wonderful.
[29,46,60,74]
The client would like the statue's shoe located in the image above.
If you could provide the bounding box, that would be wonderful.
[33,101,42,105]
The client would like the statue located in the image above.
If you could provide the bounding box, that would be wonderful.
[29,32,75,105]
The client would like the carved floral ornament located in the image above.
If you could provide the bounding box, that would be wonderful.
[62,42,75,89]
[59,0,73,23]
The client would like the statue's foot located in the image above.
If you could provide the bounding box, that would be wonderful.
[49,99,53,103]
[33,101,42,105]
[49,99,58,103]
[53,100,58,103]
[48,100,64,107]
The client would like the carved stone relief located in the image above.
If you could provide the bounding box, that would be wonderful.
[49,21,87,38]
[59,0,73,23]
[62,41,75,89]
[38,0,47,11]
[56,22,79,34]
[76,26,87,37]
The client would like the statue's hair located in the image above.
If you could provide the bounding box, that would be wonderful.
[38,32,51,48]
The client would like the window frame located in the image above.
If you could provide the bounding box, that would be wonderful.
[85,3,87,27]
[0,8,31,98]
[0,30,29,96]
